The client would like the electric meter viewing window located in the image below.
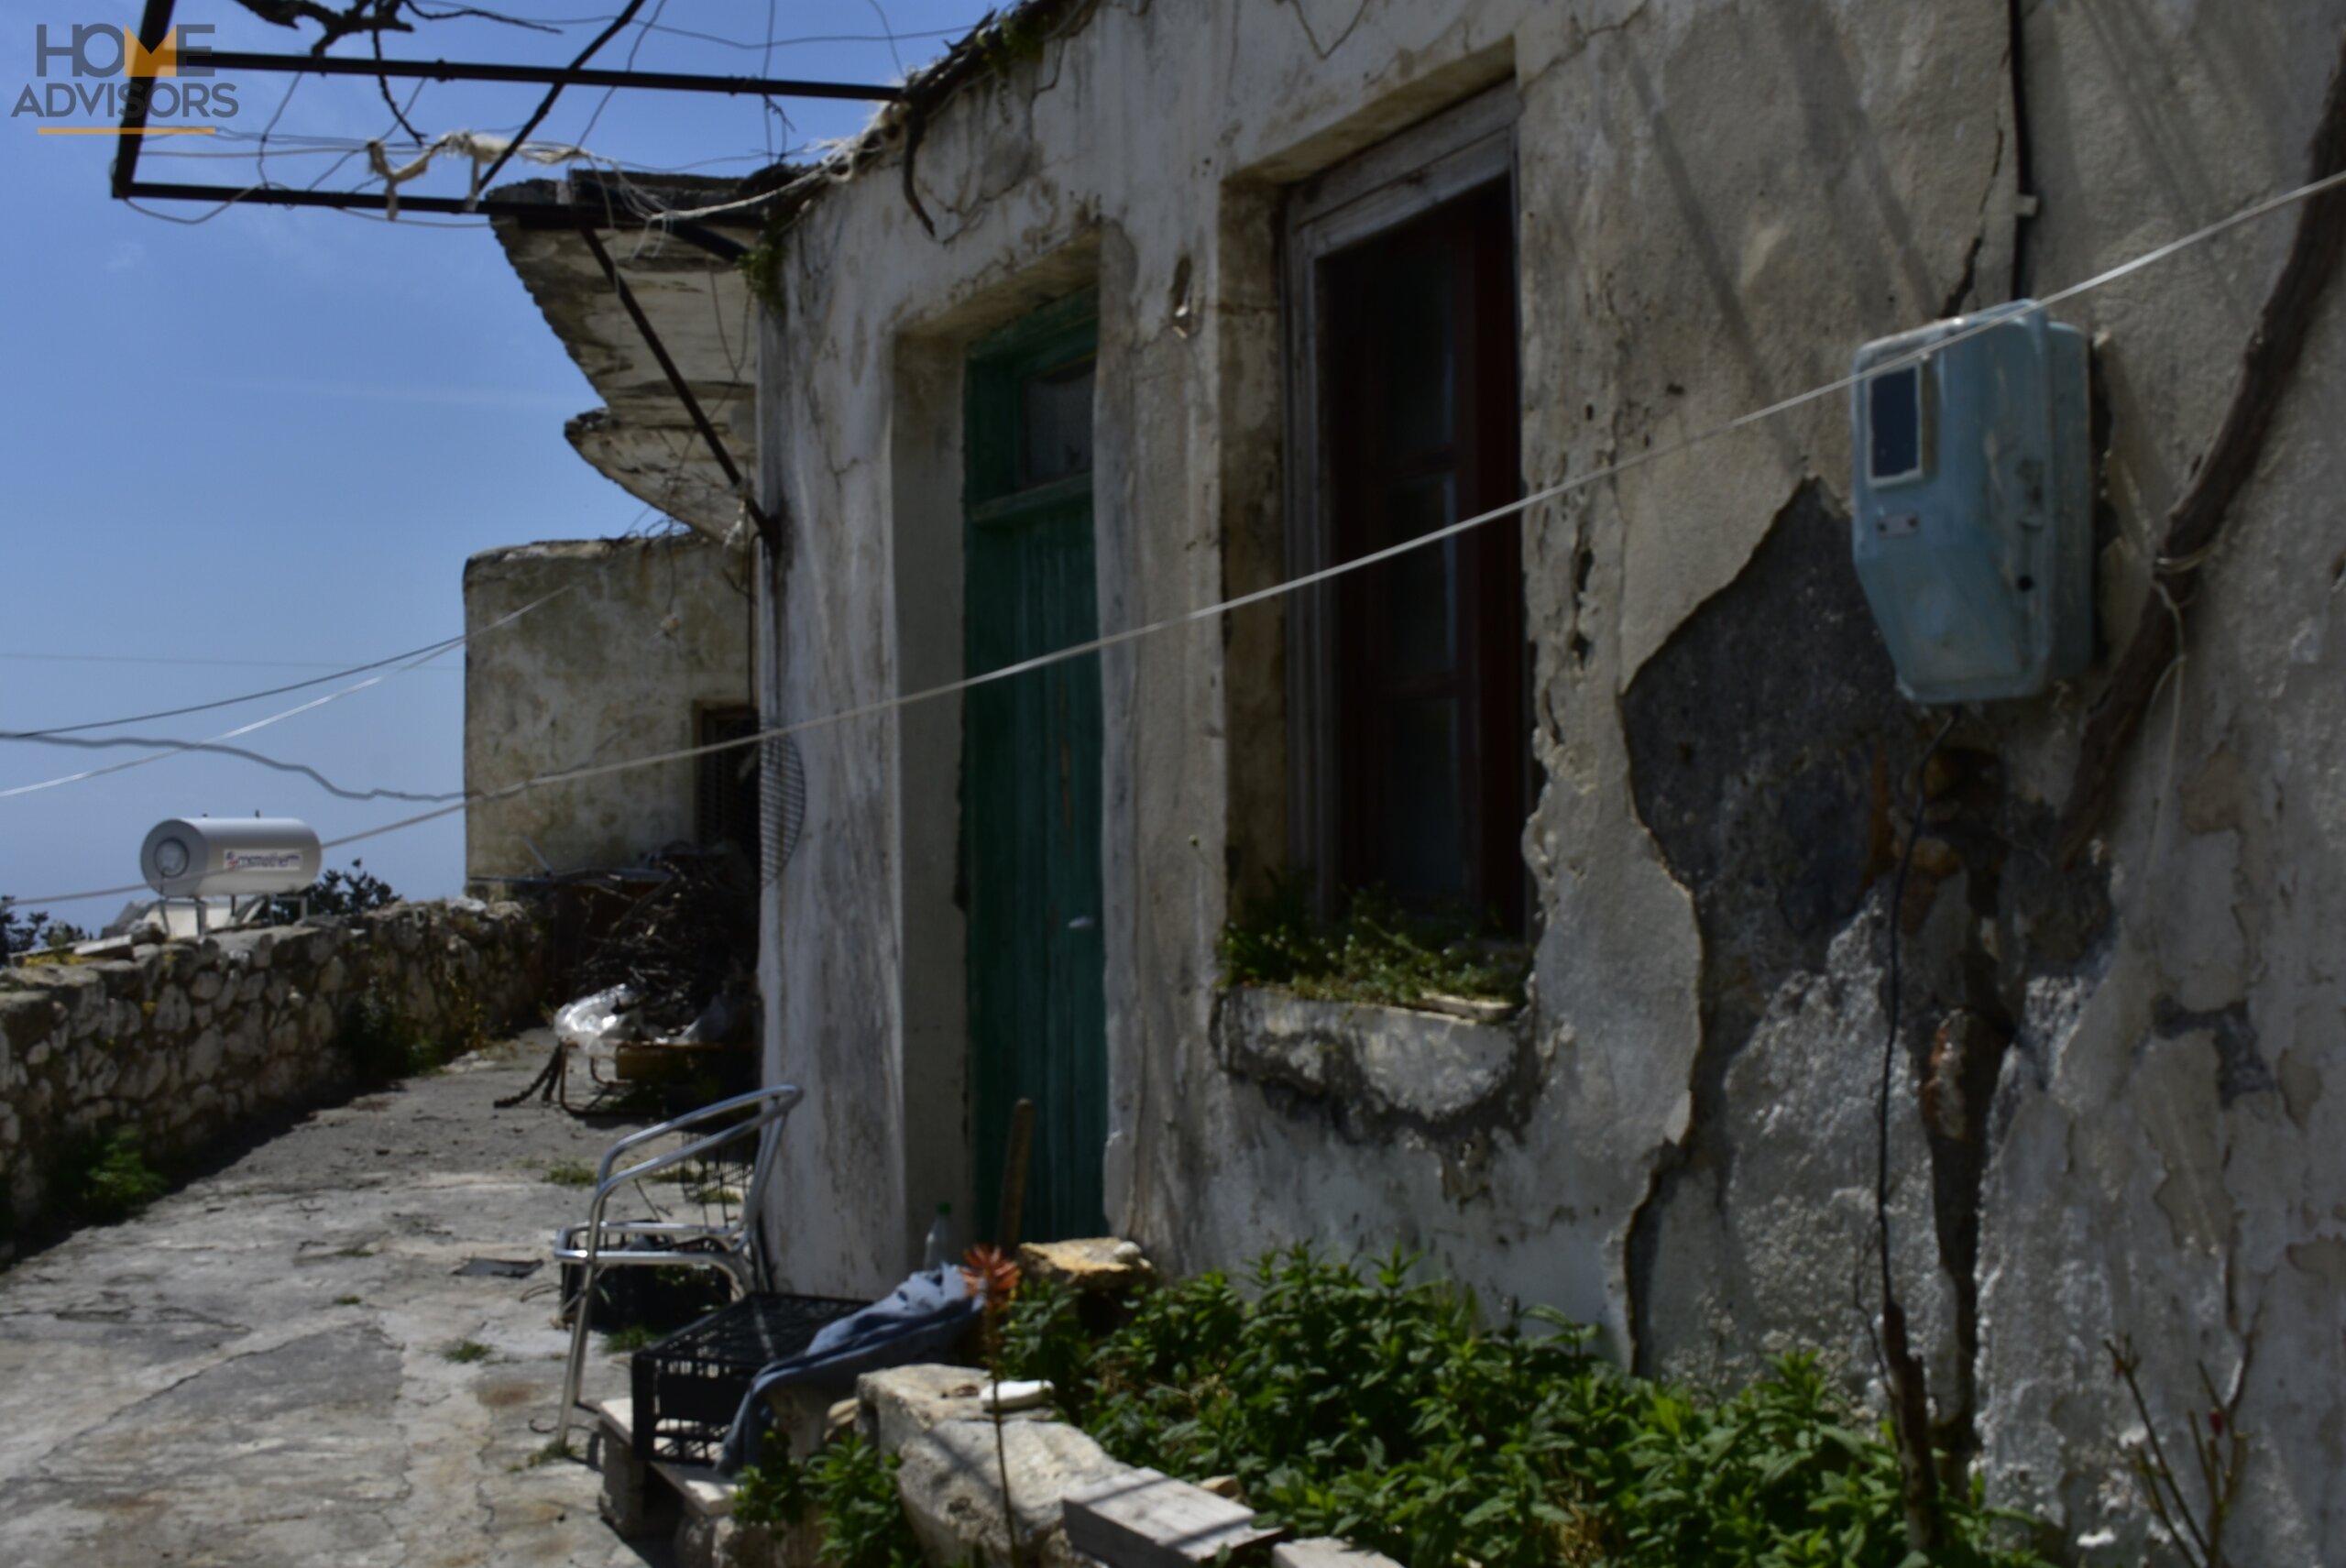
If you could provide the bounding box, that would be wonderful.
[1849,301,2092,704]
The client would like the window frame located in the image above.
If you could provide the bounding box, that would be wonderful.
[1281,85,1523,920]
[695,702,762,854]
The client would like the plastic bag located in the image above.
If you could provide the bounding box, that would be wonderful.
[553,983,641,1069]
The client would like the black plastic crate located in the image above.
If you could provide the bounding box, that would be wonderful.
[630,1292,868,1465]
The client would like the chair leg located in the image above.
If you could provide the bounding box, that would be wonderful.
[555,1258,598,1450]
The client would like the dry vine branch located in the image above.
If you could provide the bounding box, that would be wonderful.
[2057,26,2346,861]
[228,0,556,49]
[2105,1335,2253,1568]
[1876,716,1958,1552]
[229,0,414,54]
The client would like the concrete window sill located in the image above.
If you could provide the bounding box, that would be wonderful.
[1212,985,1528,1130]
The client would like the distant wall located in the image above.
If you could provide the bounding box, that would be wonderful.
[463,534,752,882]
[0,900,548,1249]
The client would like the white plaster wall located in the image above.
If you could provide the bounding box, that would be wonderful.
[462,536,752,878]
[744,0,2346,1556]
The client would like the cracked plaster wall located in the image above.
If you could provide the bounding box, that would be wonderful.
[746,0,2346,1558]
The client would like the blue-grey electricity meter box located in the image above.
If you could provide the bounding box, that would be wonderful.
[1849,301,2092,704]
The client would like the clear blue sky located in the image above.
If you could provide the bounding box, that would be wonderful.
[0,0,990,922]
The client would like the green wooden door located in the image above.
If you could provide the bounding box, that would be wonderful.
[964,291,1108,1244]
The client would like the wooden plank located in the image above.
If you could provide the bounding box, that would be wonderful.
[1061,1467,1282,1568]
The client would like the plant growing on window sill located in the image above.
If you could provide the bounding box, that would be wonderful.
[1216,876,1528,1014]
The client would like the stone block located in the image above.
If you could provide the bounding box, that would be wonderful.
[896,1420,1129,1568]
[858,1365,999,1456]
[597,1419,678,1540]
[187,1029,225,1083]
[1060,1467,1279,1567]
[1018,1239,1152,1295]
[675,1512,811,1568]
[190,970,224,1003]
[0,990,58,1055]
[1273,1540,1403,1568]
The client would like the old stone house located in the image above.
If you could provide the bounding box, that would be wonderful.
[463,535,757,882]
[497,2,2346,1559]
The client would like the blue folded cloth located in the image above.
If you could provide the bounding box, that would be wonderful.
[718,1265,983,1473]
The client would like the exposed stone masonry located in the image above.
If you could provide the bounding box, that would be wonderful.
[0,900,548,1245]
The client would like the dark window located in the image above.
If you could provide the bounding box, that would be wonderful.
[1318,180,1527,927]
[696,705,762,855]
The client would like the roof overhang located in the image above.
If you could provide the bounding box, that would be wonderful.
[492,176,764,539]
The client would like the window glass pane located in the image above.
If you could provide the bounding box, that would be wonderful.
[1021,357,1095,488]
[1378,246,1455,456]
[1868,364,1923,482]
[1386,481,1459,684]
[1384,696,1464,903]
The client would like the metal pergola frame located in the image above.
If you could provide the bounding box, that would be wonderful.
[107,0,904,246]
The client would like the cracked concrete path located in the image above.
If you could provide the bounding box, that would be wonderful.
[0,1032,669,1567]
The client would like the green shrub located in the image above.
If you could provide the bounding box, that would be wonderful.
[734,1431,923,1568]
[337,983,437,1082]
[1217,879,1526,1008]
[265,860,400,924]
[56,1128,169,1225]
[996,1247,2053,1568]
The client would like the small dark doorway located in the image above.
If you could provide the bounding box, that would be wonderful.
[696,705,762,856]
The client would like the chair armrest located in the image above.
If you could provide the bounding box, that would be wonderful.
[592,1083,804,1186]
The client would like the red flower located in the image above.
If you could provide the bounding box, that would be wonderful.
[960,1244,1022,1306]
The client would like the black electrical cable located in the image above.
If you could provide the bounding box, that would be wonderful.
[1876,711,1960,1302]
[0,632,468,740]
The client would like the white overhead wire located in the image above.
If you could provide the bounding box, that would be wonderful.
[17,164,2344,908]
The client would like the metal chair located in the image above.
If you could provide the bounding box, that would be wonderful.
[554,1082,804,1446]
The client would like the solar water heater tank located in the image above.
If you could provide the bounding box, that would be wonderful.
[140,817,322,898]
[1849,301,2092,704]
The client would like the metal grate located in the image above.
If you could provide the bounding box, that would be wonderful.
[629,1292,867,1465]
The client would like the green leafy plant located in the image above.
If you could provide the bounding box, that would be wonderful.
[441,1339,491,1364]
[606,1324,660,1355]
[996,1246,2054,1568]
[3,898,90,963]
[59,1128,170,1224]
[337,982,439,1082]
[265,860,401,924]
[733,1431,924,1568]
[1216,878,1527,1009]
[539,1158,597,1189]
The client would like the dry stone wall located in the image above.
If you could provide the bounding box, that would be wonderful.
[0,901,548,1247]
